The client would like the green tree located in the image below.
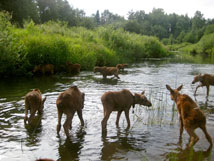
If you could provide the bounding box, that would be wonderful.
[0,0,39,26]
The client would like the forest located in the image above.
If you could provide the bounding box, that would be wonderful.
[1,0,214,77]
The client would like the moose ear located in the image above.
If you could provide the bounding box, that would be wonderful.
[177,84,183,91]
[166,84,172,91]
[141,91,145,95]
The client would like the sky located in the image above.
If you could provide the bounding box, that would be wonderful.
[67,0,214,19]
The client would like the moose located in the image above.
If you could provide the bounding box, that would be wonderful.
[116,64,128,71]
[24,89,47,125]
[56,86,85,137]
[33,64,54,75]
[101,89,152,132]
[66,62,81,74]
[94,66,120,79]
[166,84,212,148]
[192,73,214,99]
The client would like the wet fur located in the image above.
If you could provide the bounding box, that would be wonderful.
[94,66,120,79]
[192,73,214,98]
[33,64,54,75]
[24,89,46,124]
[101,89,151,132]
[56,86,85,137]
[66,62,81,74]
[166,84,212,148]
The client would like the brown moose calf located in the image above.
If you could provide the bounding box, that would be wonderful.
[101,89,152,132]
[166,84,212,148]
[94,66,120,79]
[116,64,128,71]
[66,62,81,74]
[24,89,46,124]
[192,73,214,98]
[56,86,85,137]
[33,64,54,75]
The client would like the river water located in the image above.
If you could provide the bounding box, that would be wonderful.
[0,61,214,161]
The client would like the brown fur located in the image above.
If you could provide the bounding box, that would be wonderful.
[94,66,120,79]
[101,89,152,132]
[33,64,54,75]
[116,64,128,71]
[66,62,81,74]
[56,86,85,137]
[192,73,214,98]
[24,89,46,124]
[166,84,212,148]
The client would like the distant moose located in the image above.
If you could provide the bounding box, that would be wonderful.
[101,89,152,133]
[192,73,214,99]
[24,89,47,125]
[116,64,128,71]
[94,66,120,79]
[166,84,212,148]
[56,86,85,137]
[33,64,54,75]
[66,62,81,74]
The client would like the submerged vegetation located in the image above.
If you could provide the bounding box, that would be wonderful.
[0,12,168,77]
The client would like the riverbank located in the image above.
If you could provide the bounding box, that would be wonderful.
[0,12,168,77]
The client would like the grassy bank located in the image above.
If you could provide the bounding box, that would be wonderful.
[168,33,214,64]
[0,12,168,77]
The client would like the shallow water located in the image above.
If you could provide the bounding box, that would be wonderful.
[0,61,214,161]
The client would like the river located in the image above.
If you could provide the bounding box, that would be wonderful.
[0,61,214,161]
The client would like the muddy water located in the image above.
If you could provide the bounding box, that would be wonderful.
[0,61,214,161]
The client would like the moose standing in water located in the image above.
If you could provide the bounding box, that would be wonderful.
[56,86,85,137]
[101,89,152,133]
[24,89,47,125]
[166,84,212,148]
[192,73,214,99]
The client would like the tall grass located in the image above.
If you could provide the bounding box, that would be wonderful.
[0,12,168,77]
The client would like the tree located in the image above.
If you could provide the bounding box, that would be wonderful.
[94,10,100,25]
[0,0,39,26]
[192,11,205,30]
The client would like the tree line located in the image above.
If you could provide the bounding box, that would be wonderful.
[1,0,214,49]
[1,0,214,45]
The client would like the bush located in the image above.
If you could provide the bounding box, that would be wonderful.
[0,12,169,77]
[0,12,27,77]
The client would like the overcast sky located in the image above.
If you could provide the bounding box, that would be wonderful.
[67,0,214,19]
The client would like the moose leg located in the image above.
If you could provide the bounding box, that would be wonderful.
[116,110,122,127]
[124,109,130,129]
[101,110,111,132]
[206,85,210,99]
[24,107,29,125]
[57,109,63,135]
[194,84,202,96]
[28,109,37,124]
[77,109,84,126]
[200,124,213,146]
[179,116,184,140]
[63,113,74,138]
[185,127,199,148]
[114,73,120,79]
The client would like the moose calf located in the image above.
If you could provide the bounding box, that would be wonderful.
[192,73,214,98]
[101,89,152,132]
[94,66,120,79]
[116,64,128,71]
[24,89,46,124]
[33,64,54,75]
[66,62,81,74]
[166,84,212,148]
[56,86,85,137]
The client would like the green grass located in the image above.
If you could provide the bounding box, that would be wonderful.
[0,12,168,77]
